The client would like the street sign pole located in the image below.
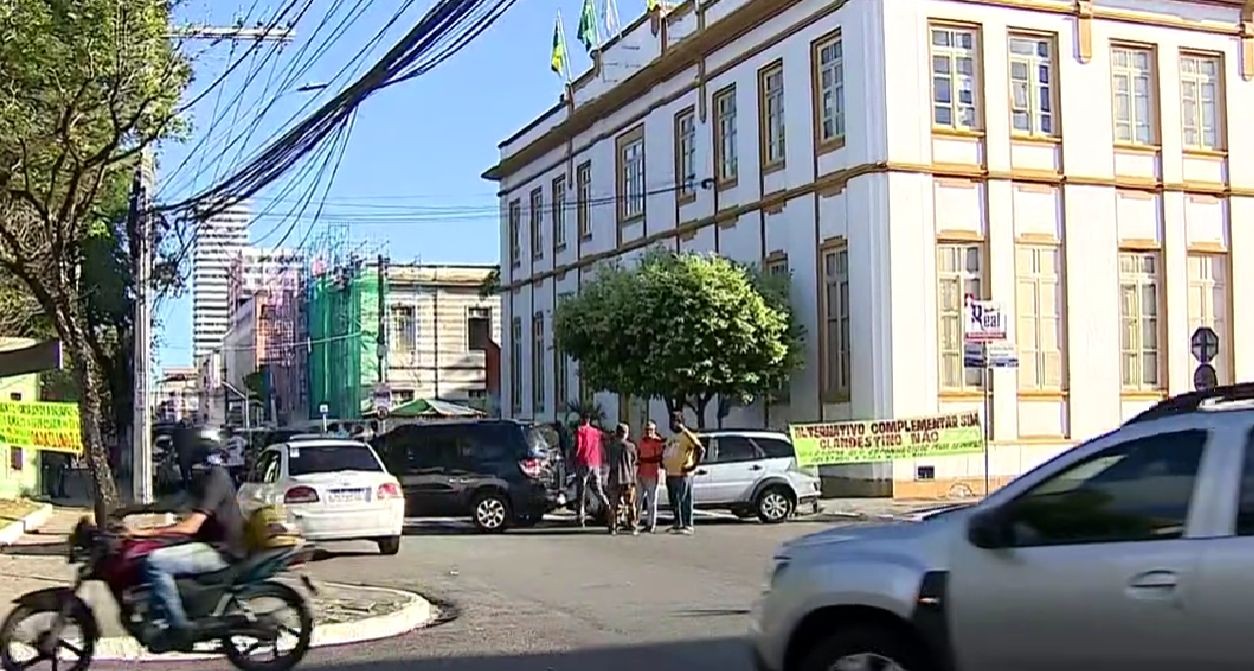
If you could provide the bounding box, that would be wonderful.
[982,343,991,498]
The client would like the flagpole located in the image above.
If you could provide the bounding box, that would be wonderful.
[557,10,573,84]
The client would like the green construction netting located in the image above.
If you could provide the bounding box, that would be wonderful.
[307,269,383,420]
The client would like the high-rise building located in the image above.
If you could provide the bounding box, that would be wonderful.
[191,201,250,359]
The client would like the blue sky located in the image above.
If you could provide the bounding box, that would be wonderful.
[155,0,640,369]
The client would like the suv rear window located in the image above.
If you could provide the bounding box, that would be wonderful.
[288,445,382,476]
[754,437,795,459]
[524,427,550,459]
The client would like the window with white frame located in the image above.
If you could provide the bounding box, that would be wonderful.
[510,317,522,414]
[815,33,845,146]
[938,243,984,389]
[576,162,592,239]
[759,63,786,167]
[389,305,416,354]
[1008,34,1057,136]
[617,127,645,221]
[675,109,697,198]
[1187,253,1229,384]
[714,86,738,184]
[930,25,980,130]
[822,245,850,399]
[1015,245,1065,390]
[1111,45,1156,145]
[529,188,544,258]
[551,176,567,249]
[1119,251,1163,389]
[532,312,546,413]
[555,293,573,406]
[508,200,521,266]
[467,306,491,350]
[1180,53,1221,150]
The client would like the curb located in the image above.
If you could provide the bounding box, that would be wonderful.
[90,582,434,663]
[0,503,53,545]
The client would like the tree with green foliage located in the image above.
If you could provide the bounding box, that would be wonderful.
[554,250,803,422]
[0,0,191,520]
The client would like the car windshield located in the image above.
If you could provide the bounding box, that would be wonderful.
[288,445,382,476]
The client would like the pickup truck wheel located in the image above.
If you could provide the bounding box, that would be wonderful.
[800,626,930,671]
[756,486,795,524]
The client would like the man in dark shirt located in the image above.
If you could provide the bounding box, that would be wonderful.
[130,445,247,644]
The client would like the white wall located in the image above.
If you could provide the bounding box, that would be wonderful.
[493,0,1254,488]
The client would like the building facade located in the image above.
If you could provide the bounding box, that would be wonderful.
[153,367,200,423]
[229,247,306,424]
[384,264,502,409]
[191,201,251,359]
[486,0,1254,495]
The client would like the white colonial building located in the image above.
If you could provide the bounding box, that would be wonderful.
[484,0,1254,496]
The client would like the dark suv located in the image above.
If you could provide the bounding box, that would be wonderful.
[373,419,563,532]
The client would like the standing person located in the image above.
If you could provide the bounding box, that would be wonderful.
[605,424,639,535]
[574,413,609,527]
[635,420,665,533]
[662,411,704,535]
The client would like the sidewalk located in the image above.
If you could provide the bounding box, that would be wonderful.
[812,497,982,522]
[0,508,433,661]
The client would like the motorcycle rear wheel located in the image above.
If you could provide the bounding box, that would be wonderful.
[0,596,96,671]
[222,581,313,671]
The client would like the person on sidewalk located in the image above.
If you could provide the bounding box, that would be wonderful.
[574,413,609,527]
[605,423,639,535]
[128,446,247,651]
[635,420,665,533]
[663,411,704,535]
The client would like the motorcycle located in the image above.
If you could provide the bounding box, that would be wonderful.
[0,514,317,671]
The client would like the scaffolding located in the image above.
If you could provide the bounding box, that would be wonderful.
[301,219,390,421]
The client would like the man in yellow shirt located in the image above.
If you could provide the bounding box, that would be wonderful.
[663,411,704,535]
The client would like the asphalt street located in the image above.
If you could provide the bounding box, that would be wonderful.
[134,514,849,671]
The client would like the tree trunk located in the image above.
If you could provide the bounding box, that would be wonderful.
[691,394,714,428]
[66,340,119,524]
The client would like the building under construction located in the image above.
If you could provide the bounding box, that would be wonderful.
[306,256,384,421]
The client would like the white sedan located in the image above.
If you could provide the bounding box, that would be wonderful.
[237,438,405,555]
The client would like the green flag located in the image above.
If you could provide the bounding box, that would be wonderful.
[577,0,599,53]
[551,15,567,76]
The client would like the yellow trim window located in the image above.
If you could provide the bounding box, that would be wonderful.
[1180,53,1221,150]
[930,26,980,130]
[815,34,845,145]
[1118,251,1162,389]
[1111,46,1155,145]
[1008,35,1056,136]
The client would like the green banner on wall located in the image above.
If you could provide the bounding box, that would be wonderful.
[789,411,982,467]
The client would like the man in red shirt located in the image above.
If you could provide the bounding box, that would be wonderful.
[635,420,665,533]
[574,413,609,527]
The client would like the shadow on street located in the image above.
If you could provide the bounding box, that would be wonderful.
[302,636,753,671]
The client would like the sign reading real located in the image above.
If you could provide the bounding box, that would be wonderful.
[0,401,82,454]
[789,411,983,467]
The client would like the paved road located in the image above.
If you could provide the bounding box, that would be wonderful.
[136,515,851,671]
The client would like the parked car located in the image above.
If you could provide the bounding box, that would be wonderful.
[750,384,1254,671]
[237,438,405,554]
[373,419,563,533]
[573,429,821,524]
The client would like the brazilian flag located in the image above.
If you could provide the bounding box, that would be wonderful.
[551,16,567,76]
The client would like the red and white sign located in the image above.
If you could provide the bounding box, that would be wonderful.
[964,298,1007,344]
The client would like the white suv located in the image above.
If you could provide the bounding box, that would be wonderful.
[751,385,1254,671]
[663,429,822,523]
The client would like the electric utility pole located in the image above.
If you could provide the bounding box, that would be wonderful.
[131,22,295,505]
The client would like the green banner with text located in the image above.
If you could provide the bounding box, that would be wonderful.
[0,401,82,454]
[789,411,982,467]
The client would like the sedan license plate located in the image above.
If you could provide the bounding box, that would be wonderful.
[328,488,368,504]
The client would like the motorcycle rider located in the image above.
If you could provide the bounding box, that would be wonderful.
[128,442,247,650]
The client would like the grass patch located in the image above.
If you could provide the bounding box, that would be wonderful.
[0,498,39,523]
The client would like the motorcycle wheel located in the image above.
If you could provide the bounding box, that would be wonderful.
[222,581,313,671]
[0,596,97,671]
